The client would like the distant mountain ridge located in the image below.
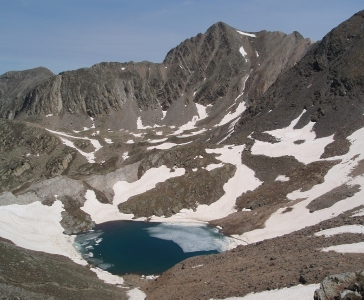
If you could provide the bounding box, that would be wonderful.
[0,22,311,130]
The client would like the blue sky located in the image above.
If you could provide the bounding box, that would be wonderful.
[0,1,363,75]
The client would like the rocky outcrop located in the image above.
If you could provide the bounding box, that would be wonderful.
[0,237,127,299]
[59,195,95,235]
[0,67,54,119]
[119,164,236,218]
[314,271,364,300]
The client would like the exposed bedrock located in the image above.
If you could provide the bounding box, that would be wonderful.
[119,164,236,218]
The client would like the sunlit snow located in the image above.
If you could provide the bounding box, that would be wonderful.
[236,30,256,38]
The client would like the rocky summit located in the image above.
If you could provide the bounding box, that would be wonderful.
[0,10,364,300]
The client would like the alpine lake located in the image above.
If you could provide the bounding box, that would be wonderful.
[74,221,230,276]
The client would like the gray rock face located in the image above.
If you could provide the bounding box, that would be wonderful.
[0,67,54,119]
[314,271,364,300]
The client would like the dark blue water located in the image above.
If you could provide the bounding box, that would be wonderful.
[74,221,228,275]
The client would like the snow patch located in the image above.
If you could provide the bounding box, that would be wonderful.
[321,242,364,254]
[171,103,209,136]
[216,76,249,127]
[137,117,152,130]
[275,175,290,182]
[147,138,168,144]
[122,152,129,160]
[352,208,364,217]
[236,30,256,38]
[90,267,124,285]
[82,190,136,223]
[46,129,102,163]
[205,163,224,171]
[239,46,248,60]
[127,288,146,300]
[221,284,319,300]
[251,110,334,164]
[177,129,207,138]
[0,201,85,265]
[315,225,364,237]
[147,141,192,150]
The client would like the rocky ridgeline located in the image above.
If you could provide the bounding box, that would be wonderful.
[0,22,310,127]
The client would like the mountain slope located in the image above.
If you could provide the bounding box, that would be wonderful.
[234,10,364,148]
[0,11,364,300]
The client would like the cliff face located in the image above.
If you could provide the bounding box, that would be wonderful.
[0,22,311,125]
[0,67,54,119]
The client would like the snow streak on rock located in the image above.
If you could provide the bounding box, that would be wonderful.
[236,30,257,38]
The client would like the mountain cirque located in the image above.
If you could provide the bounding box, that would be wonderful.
[0,10,364,300]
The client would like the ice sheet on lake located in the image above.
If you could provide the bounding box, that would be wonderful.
[145,223,229,253]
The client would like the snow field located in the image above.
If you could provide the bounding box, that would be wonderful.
[251,110,334,164]
[235,126,364,244]
[216,284,319,300]
[0,200,85,265]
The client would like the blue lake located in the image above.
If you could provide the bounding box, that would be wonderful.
[74,221,229,275]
